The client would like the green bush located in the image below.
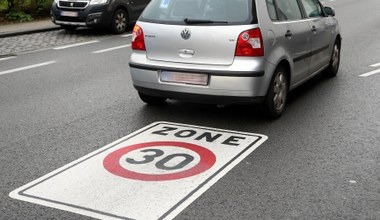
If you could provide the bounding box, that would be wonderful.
[0,0,8,13]
[0,0,53,21]
[6,10,33,22]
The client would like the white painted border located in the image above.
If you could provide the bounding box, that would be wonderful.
[370,62,380,67]
[92,45,131,54]
[10,122,268,220]
[53,40,99,50]
[0,56,16,62]
[0,61,56,76]
[359,69,380,77]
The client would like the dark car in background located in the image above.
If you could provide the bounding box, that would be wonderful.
[51,0,150,34]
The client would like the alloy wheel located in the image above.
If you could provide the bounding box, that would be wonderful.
[115,11,126,33]
[273,72,287,111]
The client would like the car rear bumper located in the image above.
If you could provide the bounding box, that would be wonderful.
[129,61,272,104]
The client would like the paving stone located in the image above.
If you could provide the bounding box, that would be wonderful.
[0,29,112,56]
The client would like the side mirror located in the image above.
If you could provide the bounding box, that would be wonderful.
[324,6,335,17]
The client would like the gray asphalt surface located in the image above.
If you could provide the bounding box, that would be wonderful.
[1,0,379,219]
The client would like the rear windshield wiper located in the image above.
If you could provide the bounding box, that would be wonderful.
[184,18,228,24]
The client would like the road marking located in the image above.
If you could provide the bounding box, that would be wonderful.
[53,40,99,50]
[359,69,380,77]
[121,34,132,38]
[370,62,380,67]
[10,122,267,220]
[0,56,16,61]
[92,44,131,54]
[0,61,56,76]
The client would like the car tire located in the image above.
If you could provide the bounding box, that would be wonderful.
[323,39,341,77]
[61,25,77,31]
[138,92,167,105]
[111,9,128,34]
[262,66,288,119]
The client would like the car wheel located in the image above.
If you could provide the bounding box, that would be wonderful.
[111,9,128,34]
[138,92,167,105]
[61,25,77,31]
[323,40,340,77]
[262,66,288,119]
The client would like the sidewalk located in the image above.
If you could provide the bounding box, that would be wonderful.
[0,18,61,38]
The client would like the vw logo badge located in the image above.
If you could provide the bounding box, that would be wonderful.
[70,2,74,7]
[181,28,191,40]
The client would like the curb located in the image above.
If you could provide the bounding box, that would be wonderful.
[0,26,62,38]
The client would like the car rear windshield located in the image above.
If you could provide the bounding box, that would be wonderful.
[140,0,257,25]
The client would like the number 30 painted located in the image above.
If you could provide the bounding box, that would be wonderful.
[126,149,195,171]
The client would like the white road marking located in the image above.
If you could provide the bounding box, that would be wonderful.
[359,69,380,77]
[121,34,132,38]
[9,122,267,220]
[370,62,380,67]
[53,40,99,50]
[0,56,16,61]
[92,44,131,54]
[0,61,56,76]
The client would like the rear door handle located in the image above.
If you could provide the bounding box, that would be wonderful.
[311,25,317,33]
[285,30,292,38]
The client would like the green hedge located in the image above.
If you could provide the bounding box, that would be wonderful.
[0,0,53,20]
[0,0,8,12]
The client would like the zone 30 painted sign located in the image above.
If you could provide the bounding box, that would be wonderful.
[10,122,267,220]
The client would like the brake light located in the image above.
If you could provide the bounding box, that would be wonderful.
[132,25,146,51]
[235,28,264,57]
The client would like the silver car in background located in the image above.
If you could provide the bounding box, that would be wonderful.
[129,0,341,118]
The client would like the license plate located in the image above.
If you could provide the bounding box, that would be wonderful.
[61,11,78,17]
[160,71,208,86]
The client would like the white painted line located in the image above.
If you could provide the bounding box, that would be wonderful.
[92,44,131,54]
[0,61,56,76]
[370,62,380,67]
[10,121,267,220]
[53,40,99,50]
[0,56,16,61]
[121,34,132,38]
[359,69,380,77]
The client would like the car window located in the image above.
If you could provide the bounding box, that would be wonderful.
[140,0,256,25]
[300,0,323,17]
[266,0,278,21]
[275,0,303,21]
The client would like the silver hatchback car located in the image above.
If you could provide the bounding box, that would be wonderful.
[129,0,341,118]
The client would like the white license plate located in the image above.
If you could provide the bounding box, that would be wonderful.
[61,11,78,17]
[160,71,208,86]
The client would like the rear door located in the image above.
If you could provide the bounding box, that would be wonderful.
[299,0,332,75]
[274,0,312,84]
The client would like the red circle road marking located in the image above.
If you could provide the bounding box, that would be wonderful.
[103,141,216,181]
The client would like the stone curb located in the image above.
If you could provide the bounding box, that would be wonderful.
[0,26,62,38]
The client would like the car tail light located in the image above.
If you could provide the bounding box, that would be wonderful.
[235,28,264,57]
[132,25,146,51]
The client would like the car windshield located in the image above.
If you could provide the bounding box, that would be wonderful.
[140,0,256,25]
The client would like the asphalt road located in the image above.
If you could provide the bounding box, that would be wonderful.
[1,0,379,219]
